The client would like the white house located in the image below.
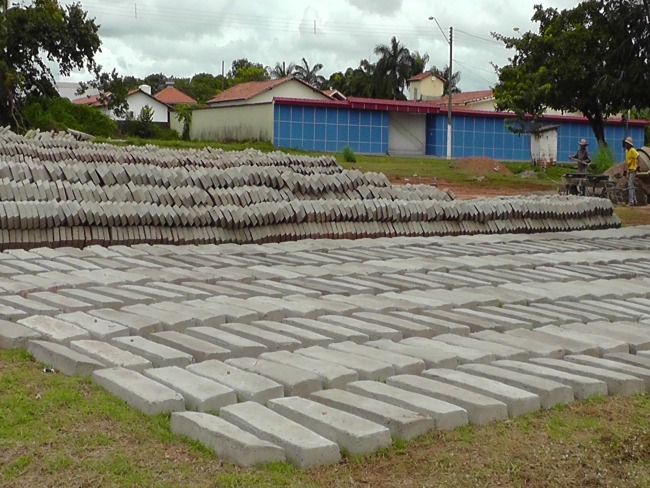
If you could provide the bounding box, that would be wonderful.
[73,84,170,123]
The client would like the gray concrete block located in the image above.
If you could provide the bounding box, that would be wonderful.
[268,396,392,456]
[458,363,574,408]
[401,337,496,364]
[188,360,284,404]
[259,350,359,389]
[560,322,650,354]
[328,341,425,375]
[431,334,529,361]
[88,308,162,335]
[56,312,129,341]
[365,339,459,369]
[283,318,369,344]
[505,329,600,356]
[603,352,650,371]
[296,346,394,381]
[390,311,472,336]
[18,315,91,345]
[563,355,650,389]
[171,411,285,466]
[0,320,42,349]
[185,326,267,357]
[122,304,195,332]
[149,331,231,362]
[27,340,105,376]
[350,312,434,338]
[530,358,644,397]
[144,366,237,412]
[386,374,509,425]
[470,330,564,358]
[220,401,340,469]
[93,367,186,415]
[310,389,436,440]
[346,380,468,430]
[252,320,332,347]
[70,340,152,372]
[317,315,402,341]
[534,325,629,355]
[422,368,540,418]
[219,323,302,352]
[225,357,323,397]
[112,336,194,368]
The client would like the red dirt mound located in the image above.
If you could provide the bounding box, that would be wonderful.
[455,157,512,175]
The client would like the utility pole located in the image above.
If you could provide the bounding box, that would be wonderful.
[446,26,453,160]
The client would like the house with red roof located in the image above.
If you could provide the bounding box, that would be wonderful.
[154,86,197,107]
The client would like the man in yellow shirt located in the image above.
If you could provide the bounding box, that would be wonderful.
[624,136,639,205]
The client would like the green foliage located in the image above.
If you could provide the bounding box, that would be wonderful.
[0,0,102,127]
[591,144,615,174]
[228,58,270,84]
[342,145,357,163]
[293,58,326,88]
[374,36,412,100]
[22,97,117,137]
[174,103,193,141]
[431,65,462,95]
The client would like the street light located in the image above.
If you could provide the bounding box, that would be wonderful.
[429,16,453,160]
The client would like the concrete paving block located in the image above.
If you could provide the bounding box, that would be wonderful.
[0,295,60,316]
[603,352,650,371]
[225,357,323,397]
[188,360,284,404]
[188,300,260,324]
[57,288,124,308]
[560,322,650,354]
[122,304,196,332]
[0,320,42,349]
[219,323,302,352]
[185,326,267,357]
[328,341,425,375]
[423,368,540,418]
[534,325,629,355]
[390,311,472,336]
[221,401,340,469]
[259,350,359,389]
[88,308,162,335]
[346,380,468,430]
[365,339,459,369]
[310,388,436,440]
[431,334,529,361]
[171,411,285,466]
[90,286,156,305]
[268,396,392,456]
[56,312,129,341]
[27,340,105,376]
[505,329,600,356]
[563,355,650,389]
[209,296,286,322]
[317,315,402,341]
[93,367,186,415]
[112,336,194,368]
[154,301,228,327]
[296,345,394,381]
[386,374,509,425]
[401,337,496,364]
[458,363,574,408]
[149,331,231,362]
[283,318,369,344]
[70,340,152,372]
[252,320,333,347]
[27,292,93,313]
[18,315,91,345]
[529,358,645,397]
[351,312,434,338]
[144,366,237,412]
[470,330,564,358]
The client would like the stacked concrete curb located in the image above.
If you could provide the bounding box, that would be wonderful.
[1,226,650,468]
[0,129,620,249]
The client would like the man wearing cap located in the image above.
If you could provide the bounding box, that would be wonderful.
[623,136,638,205]
[570,139,591,196]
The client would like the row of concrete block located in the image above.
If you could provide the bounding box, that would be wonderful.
[0,196,620,231]
[0,216,622,250]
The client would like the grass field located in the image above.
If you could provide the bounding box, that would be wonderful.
[1,349,649,488]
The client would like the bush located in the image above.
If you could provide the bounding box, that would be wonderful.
[591,144,615,174]
[22,96,117,137]
[342,145,357,163]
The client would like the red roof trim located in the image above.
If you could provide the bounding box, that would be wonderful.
[274,96,442,114]
[448,108,648,126]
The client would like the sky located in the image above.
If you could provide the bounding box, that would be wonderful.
[59,0,581,93]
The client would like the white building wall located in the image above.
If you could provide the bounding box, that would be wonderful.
[171,103,274,141]
[121,92,169,123]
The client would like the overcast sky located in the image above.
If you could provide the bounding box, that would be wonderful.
[60,0,580,92]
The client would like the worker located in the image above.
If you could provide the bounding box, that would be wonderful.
[569,138,591,196]
[623,136,638,206]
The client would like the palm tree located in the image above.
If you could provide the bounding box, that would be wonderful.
[270,61,296,79]
[293,58,326,87]
[374,36,412,99]
[432,65,462,95]
[409,51,430,78]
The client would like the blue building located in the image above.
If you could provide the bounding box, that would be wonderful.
[273,97,646,162]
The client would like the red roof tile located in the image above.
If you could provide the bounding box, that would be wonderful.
[72,93,104,107]
[207,76,327,104]
[408,71,446,82]
[154,86,197,105]
[429,90,494,107]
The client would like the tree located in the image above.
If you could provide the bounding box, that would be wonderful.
[431,65,462,95]
[0,0,103,127]
[270,61,296,79]
[293,58,326,87]
[228,58,270,84]
[142,73,168,94]
[492,1,638,146]
[409,51,430,78]
[373,36,412,99]
[174,103,193,140]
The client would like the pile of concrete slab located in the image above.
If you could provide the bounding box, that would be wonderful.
[2,226,650,469]
[0,129,622,249]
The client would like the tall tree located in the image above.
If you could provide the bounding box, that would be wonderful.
[293,58,326,87]
[0,0,103,127]
[270,61,296,79]
[493,1,639,145]
[227,58,270,84]
[373,36,412,100]
[409,51,430,78]
[431,65,462,95]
